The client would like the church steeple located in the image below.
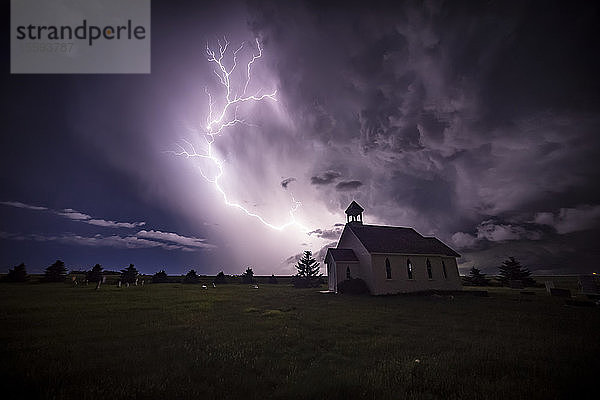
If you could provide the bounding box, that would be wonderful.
[345,201,364,224]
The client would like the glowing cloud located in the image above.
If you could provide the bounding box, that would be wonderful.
[168,37,306,231]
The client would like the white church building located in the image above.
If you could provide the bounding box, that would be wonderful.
[325,201,462,295]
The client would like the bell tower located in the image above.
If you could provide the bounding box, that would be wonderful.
[345,201,364,225]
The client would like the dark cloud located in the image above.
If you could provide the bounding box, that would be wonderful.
[251,0,600,273]
[310,170,342,185]
[335,180,363,191]
[307,226,343,240]
[280,177,296,189]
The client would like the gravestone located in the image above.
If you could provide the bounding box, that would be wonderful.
[578,275,600,294]
[544,281,555,293]
[117,281,121,288]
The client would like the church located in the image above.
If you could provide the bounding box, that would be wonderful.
[325,201,462,295]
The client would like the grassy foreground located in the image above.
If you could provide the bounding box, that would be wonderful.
[1,283,599,399]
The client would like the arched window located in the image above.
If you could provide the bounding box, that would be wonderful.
[346,266,351,280]
[385,258,392,279]
[427,259,433,279]
[442,260,447,279]
[407,259,413,280]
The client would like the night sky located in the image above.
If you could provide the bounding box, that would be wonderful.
[2,0,599,276]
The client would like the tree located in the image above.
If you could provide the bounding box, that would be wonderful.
[5,262,29,282]
[268,274,278,284]
[241,267,254,284]
[183,269,200,284]
[214,271,227,284]
[121,264,139,284]
[292,251,322,288]
[152,270,169,283]
[498,257,535,287]
[87,264,103,283]
[44,260,67,282]
[462,267,490,286]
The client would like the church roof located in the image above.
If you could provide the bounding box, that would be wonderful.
[347,224,460,257]
[326,248,359,262]
[345,201,364,216]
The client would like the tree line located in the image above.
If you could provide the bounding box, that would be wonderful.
[1,251,324,288]
[2,254,535,288]
[462,256,536,287]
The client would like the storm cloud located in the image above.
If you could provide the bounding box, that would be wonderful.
[280,177,296,189]
[2,0,599,274]
[248,0,600,272]
[310,170,342,185]
[335,180,363,191]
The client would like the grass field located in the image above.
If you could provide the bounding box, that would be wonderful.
[1,282,599,399]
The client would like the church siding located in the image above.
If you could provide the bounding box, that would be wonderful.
[337,226,373,290]
[370,254,462,295]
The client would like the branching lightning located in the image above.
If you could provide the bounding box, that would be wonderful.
[168,38,305,231]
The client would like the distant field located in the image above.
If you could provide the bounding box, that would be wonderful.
[1,282,599,399]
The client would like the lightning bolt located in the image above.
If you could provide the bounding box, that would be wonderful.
[168,37,305,231]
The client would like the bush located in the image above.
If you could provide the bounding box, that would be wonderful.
[87,264,103,283]
[241,267,254,284]
[120,264,139,284]
[183,269,200,284]
[43,260,67,282]
[5,262,29,282]
[498,257,536,287]
[214,271,227,284]
[337,278,369,295]
[152,270,169,283]
[462,267,490,286]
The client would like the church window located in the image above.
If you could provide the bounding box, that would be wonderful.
[407,259,413,280]
[385,258,392,279]
[442,260,447,279]
[346,266,351,280]
[427,259,433,279]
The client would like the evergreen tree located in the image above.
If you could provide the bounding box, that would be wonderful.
[462,267,490,286]
[152,270,169,283]
[498,257,535,287]
[6,262,29,282]
[241,267,254,284]
[87,264,103,283]
[120,264,139,284]
[268,274,278,284]
[214,271,227,284]
[183,269,200,284]
[292,251,322,288]
[44,260,67,282]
